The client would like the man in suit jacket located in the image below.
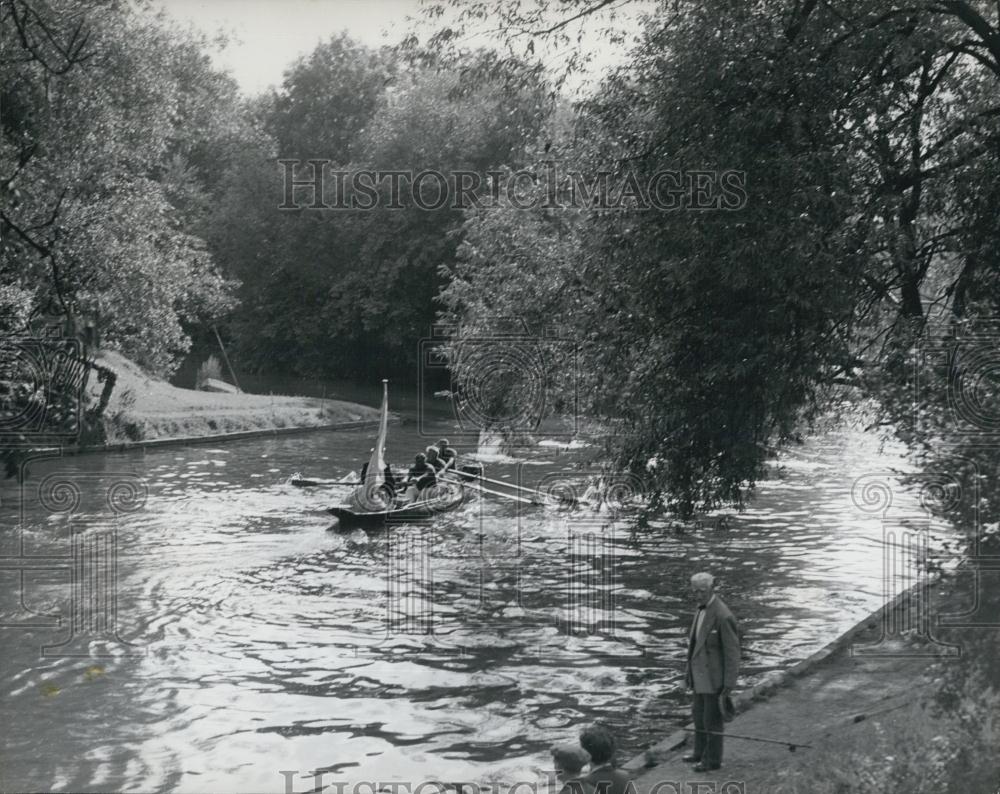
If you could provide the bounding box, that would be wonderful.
[579,724,634,794]
[683,571,740,772]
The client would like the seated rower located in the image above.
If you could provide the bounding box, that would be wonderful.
[425,445,446,473]
[359,461,397,499]
[382,463,397,498]
[400,453,436,504]
[437,438,457,472]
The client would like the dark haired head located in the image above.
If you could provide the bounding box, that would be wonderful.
[579,724,616,765]
[415,453,427,463]
[551,742,590,776]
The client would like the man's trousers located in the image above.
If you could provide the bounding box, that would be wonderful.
[691,692,724,766]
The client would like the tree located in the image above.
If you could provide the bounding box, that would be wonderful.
[267,32,397,164]
[1,0,238,375]
[433,0,1000,515]
[210,47,549,380]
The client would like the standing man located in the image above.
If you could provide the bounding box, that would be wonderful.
[683,572,740,772]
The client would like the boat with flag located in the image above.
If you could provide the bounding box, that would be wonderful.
[326,380,473,528]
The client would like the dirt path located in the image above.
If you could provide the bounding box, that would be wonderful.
[625,578,970,794]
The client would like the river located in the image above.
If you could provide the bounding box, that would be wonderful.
[0,407,953,792]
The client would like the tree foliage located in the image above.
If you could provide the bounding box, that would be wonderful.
[1,0,239,375]
[209,44,548,379]
[432,0,1000,516]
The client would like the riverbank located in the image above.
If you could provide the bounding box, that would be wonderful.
[90,351,381,446]
[623,555,1000,793]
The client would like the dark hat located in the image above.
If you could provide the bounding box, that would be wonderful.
[719,692,736,722]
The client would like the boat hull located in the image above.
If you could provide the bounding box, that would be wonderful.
[328,482,466,528]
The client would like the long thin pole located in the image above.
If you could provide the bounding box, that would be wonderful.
[212,325,241,392]
[451,469,589,504]
[470,471,545,495]
[442,475,541,505]
[440,472,577,507]
[677,726,812,750]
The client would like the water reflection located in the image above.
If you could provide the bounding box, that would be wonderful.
[0,418,953,791]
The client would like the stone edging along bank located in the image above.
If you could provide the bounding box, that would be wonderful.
[51,417,387,456]
[623,575,938,771]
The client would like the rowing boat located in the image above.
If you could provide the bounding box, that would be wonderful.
[327,480,467,527]
[326,381,479,529]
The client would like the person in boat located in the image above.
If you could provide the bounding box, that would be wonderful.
[437,438,457,471]
[425,445,446,472]
[358,461,397,499]
[379,463,397,498]
[400,452,436,504]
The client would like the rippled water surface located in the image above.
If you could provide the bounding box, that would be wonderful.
[0,414,951,792]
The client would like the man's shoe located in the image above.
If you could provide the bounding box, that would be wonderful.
[681,755,701,763]
[693,762,721,772]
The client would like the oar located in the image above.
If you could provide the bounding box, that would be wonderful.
[440,473,571,507]
[462,469,592,506]
[301,463,516,495]
[288,474,361,488]
[468,470,546,495]
[447,476,544,505]
[289,474,359,488]
[482,475,588,507]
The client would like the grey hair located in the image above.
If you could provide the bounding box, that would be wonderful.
[690,572,715,587]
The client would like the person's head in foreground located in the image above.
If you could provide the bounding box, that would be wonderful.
[414,452,426,465]
[690,571,715,607]
[551,742,590,779]
[579,724,616,767]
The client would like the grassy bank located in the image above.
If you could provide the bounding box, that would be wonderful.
[91,351,381,445]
